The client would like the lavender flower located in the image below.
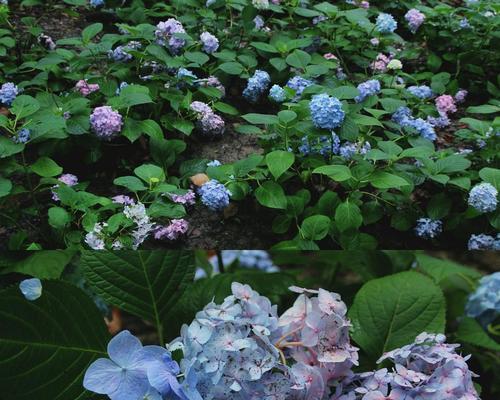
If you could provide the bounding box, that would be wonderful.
[52,173,78,201]
[170,190,196,206]
[405,9,425,33]
[155,19,186,54]
[199,32,219,54]
[90,106,123,139]
[154,219,189,241]
[0,82,19,106]
[415,218,442,239]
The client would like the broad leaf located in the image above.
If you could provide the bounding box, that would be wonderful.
[266,150,295,180]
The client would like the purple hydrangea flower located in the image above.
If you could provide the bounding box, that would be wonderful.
[190,101,212,116]
[112,195,135,205]
[155,19,186,54]
[405,9,425,33]
[197,112,225,136]
[90,106,123,139]
[154,219,189,241]
[108,41,141,62]
[170,190,196,205]
[199,31,219,54]
[52,173,78,201]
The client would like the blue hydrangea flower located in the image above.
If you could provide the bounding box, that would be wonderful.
[199,31,219,54]
[468,182,498,213]
[467,233,498,250]
[339,141,371,160]
[391,107,436,141]
[299,132,340,157]
[0,82,19,106]
[177,68,198,80]
[286,76,314,100]
[90,0,104,7]
[108,41,141,62]
[459,17,471,29]
[207,160,222,167]
[19,278,42,301]
[407,85,433,99]
[309,93,345,130]
[243,70,271,103]
[14,128,30,144]
[355,79,380,103]
[415,218,442,239]
[198,180,231,211]
[376,13,397,33]
[115,82,128,95]
[268,84,286,103]
[84,330,182,400]
[466,272,500,327]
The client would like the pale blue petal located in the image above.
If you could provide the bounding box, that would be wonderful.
[19,278,42,301]
[83,358,123,395]
[108,369,150,400]
[108,330,143,367]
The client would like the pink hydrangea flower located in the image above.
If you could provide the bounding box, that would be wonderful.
[75,80,100,96]
[323,53,337,60]
[154,219,189,240]
[112,195,135,205]
[170,190,196,205]
[371,53,391,73]
[435,95,457,116]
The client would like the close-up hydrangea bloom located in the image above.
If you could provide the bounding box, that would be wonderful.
[435,94,457,116]
[51,173,78,201]
[465,272,500,327]
[286,76,314,100]
[268,84,286,103]
[468,233,500,250]
[407,85,433,99]
[299,133,341,157]
[198,180,231,211]
[405,9,426,33]
[75,79,100,96]
[243,70,271,103]
[310,94,345,130]
[355,79,381,103]
[19,278,42,301]
[468,182,498,213]
[375,13,397,33]
[154,219,189,241]
[0,82,19,105]
[155,19,186,54]
[90,106,123,139]
[415,218,442,239]
[199,31,219,54]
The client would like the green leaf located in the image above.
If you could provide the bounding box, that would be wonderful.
[301,215,331,240]
[266,150,295,180]
[113,176,147,192]
[479,167,500,190]
[0,250,75,279]
[435,155,471,174]
[0,280,109,400]
[218,62,244,75]
[277,110,297,124]
[466,104,500,114]
[313,165,352,182]
[0,177,12,197]
[242,113,279,125]
[134,164,165,184]
[285,50,311,69]
[82,22,103,43]
[213,102,239,116]
[349,271,446,360]
[457,318,500,351]
[81,251,196,344]
[10,95,40,119]
[250,42,279,53]
[48,207,70,229]
[415,254,481,284]
[255,181,287,209]
[369,171,410,189]
[335,201,363,232]
[108,85,153,109]
[30,157,63,177]
[184,51,209,65]
[330,86,360,100]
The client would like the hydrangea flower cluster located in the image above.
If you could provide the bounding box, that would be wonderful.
[90,106,123,139]
[415,218,442,239]
[90,0,104,7]
[286,76,314,100]
[405,9,426,33]
[310,94,345,130]
[14,128,30,144]
[123,201,155,249]
[468,182,498,213]
[243,70,271,103]
[468,233,500,250]
[212,251,280,273]
[112,195,135,205]
[200,32,219,54]
[75,79,100,96]
[435,94,457,116]
[170,190,196,206]
[299,133,341,157]
[84,330,184,400]
[335,332,479,400]
[252,0,269,9]
[51,173,78,201]
[85,222,108,250]
[370,53,391,73]
[198,76,226,96]
[455,89,468,104]
[269,84,286,103]
[198,112,225,137]
[392,106,437,141]
[155,19,186,54]
[37,33,56,50]
[0,82,19,106]
[375,13,397,33]
[407,85,433,99]
[198,180,231,211]
[19,278,42,301]
[355,79,380,103]
[339,141,371,160]
[154,219,189,241]
[466,272,500,327]
[108,41,141,62]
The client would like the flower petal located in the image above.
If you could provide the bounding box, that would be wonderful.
[19,278,42,301]
[83,358,123,395]
[108,369,150,400]
[108,330,143,367]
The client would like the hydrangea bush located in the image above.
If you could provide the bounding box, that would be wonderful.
[1,250,498,399]
[0,0,498,250]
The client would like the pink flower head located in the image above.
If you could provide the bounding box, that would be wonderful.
[360,1,370,9]
[405,9,426,33]
[435,95,457,116]
[323,53,337,60]
[154,219,189,241]
[170,190,196,205]
[75,80,100,96]
[371,53,391,73]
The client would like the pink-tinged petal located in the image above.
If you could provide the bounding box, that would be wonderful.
[362,391,386,400]
[108,330,143,367]
[83,358,123,395]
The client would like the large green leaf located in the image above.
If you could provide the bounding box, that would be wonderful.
[0,280,109,400]
[456,317,500,351]
[0,250,76,279]
[266,150,295,180]
[349,271,446,361]
[81,251,195,344]
[255,181,287,209]
[415,254,481,284]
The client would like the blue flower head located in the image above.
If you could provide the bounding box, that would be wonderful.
[309,93,345,130]
[376,13,397,33]
[466,272,500,327]
[90,0,104,7]
[14,128,30,144]
[0,82,19,106]
[467,233,498,250]
[299,132,340,157]
[243,70,271,103]
[415,218,442,239]
[468,182,498,213]
[268,84,286,103]
[84,330,183,400]
[19,278,42,301]
[355,79,381,103]
[198,180,231,211]
[286,76,314,100]
[407,85,433,99]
